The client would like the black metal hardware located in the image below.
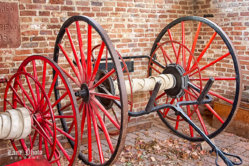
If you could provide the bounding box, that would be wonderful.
[145,82,161,112]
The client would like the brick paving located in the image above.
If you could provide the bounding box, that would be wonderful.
[113,119,249,166]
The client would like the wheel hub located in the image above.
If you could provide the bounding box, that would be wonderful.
[75,83,90,102]
[163,64,189,98]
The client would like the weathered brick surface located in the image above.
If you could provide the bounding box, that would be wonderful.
[194,0,249,90]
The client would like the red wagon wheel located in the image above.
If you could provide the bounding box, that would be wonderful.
[54,16,128,165]
[149,16,242,141]
[4,55,81,165]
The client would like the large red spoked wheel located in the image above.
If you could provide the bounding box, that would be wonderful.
[149,16,241,141]
[54,16,128,165]
[4,55,81,165]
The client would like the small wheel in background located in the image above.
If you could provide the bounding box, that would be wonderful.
[3,55,81,165]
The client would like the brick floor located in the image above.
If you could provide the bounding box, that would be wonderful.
[114,119,249,166]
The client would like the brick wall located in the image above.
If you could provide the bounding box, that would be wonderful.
[194,0,249,92]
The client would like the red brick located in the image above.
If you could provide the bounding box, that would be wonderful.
[44,5,60,10]
[20,11,37,16]
[77,7,90,11]
[33,0,45,3]
[31,36,45,41]
[21,30,39,36]
[117,2,127,7]
[15,49,32,55]
[114,24,125,28]
[104,2,115,6]
[96,13,109,17]
[227,13,238,17]
[115,7,126,12]
[76,1,89,5]
[21,17,32,22]
[240,12,249,16]
[102,7,113,12]
[91,1,103,6]
[127,8,138,13]
[50,18,59,23]
[47,25,61,29]
[61,6,75,11]
[50,0,64,4]
[13,56,28,61]
[39,11,50,16]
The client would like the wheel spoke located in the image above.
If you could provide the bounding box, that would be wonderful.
[91,68,115,89]
[195,107,209,135]
[32,60,41,103]
[190,32,217,70]
[87,25,92,83]
[91,102,114,153]
[45,120,75,141]
[80,102,86,140]
[44,115,73,119]
[167,29,177,57]
[191,83,233,104]
[92,97,120,130]
[42,73,58,111]
[16,79,35,109]
[19,139,28,155]
[189,52,231,77]
[163,98,175,117]
[185,94,194,137]
[90,104,105,164]
[44,91,68,114]
[44,130,50,159]
[66,28,84,82]
[22,67,37,106]
[176,45,182,65]
[86,104,92,162]
[190,77,236,81]
[59,97,81,112]
[39,134,42,151]
[76,21,87,81]
[58,43,82,83]
[149,65,161,74]
[175,115,180,130]
[150,60,165,69]
[90,42,105,84]
[40,62,47,106]
[156,92,166,101]
[59,65,81,87]
[186,89,225,124]
[186,22,202,71]
[33,117,53,142]
[31,130,38,150]
[157,43,167,64]
[9,85,26,107]
[45,124,71,161]
[181,21,186,68]
[205,104,224,124]
[92,92,120,101]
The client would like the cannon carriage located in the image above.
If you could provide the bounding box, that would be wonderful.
[0,15,243,166]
